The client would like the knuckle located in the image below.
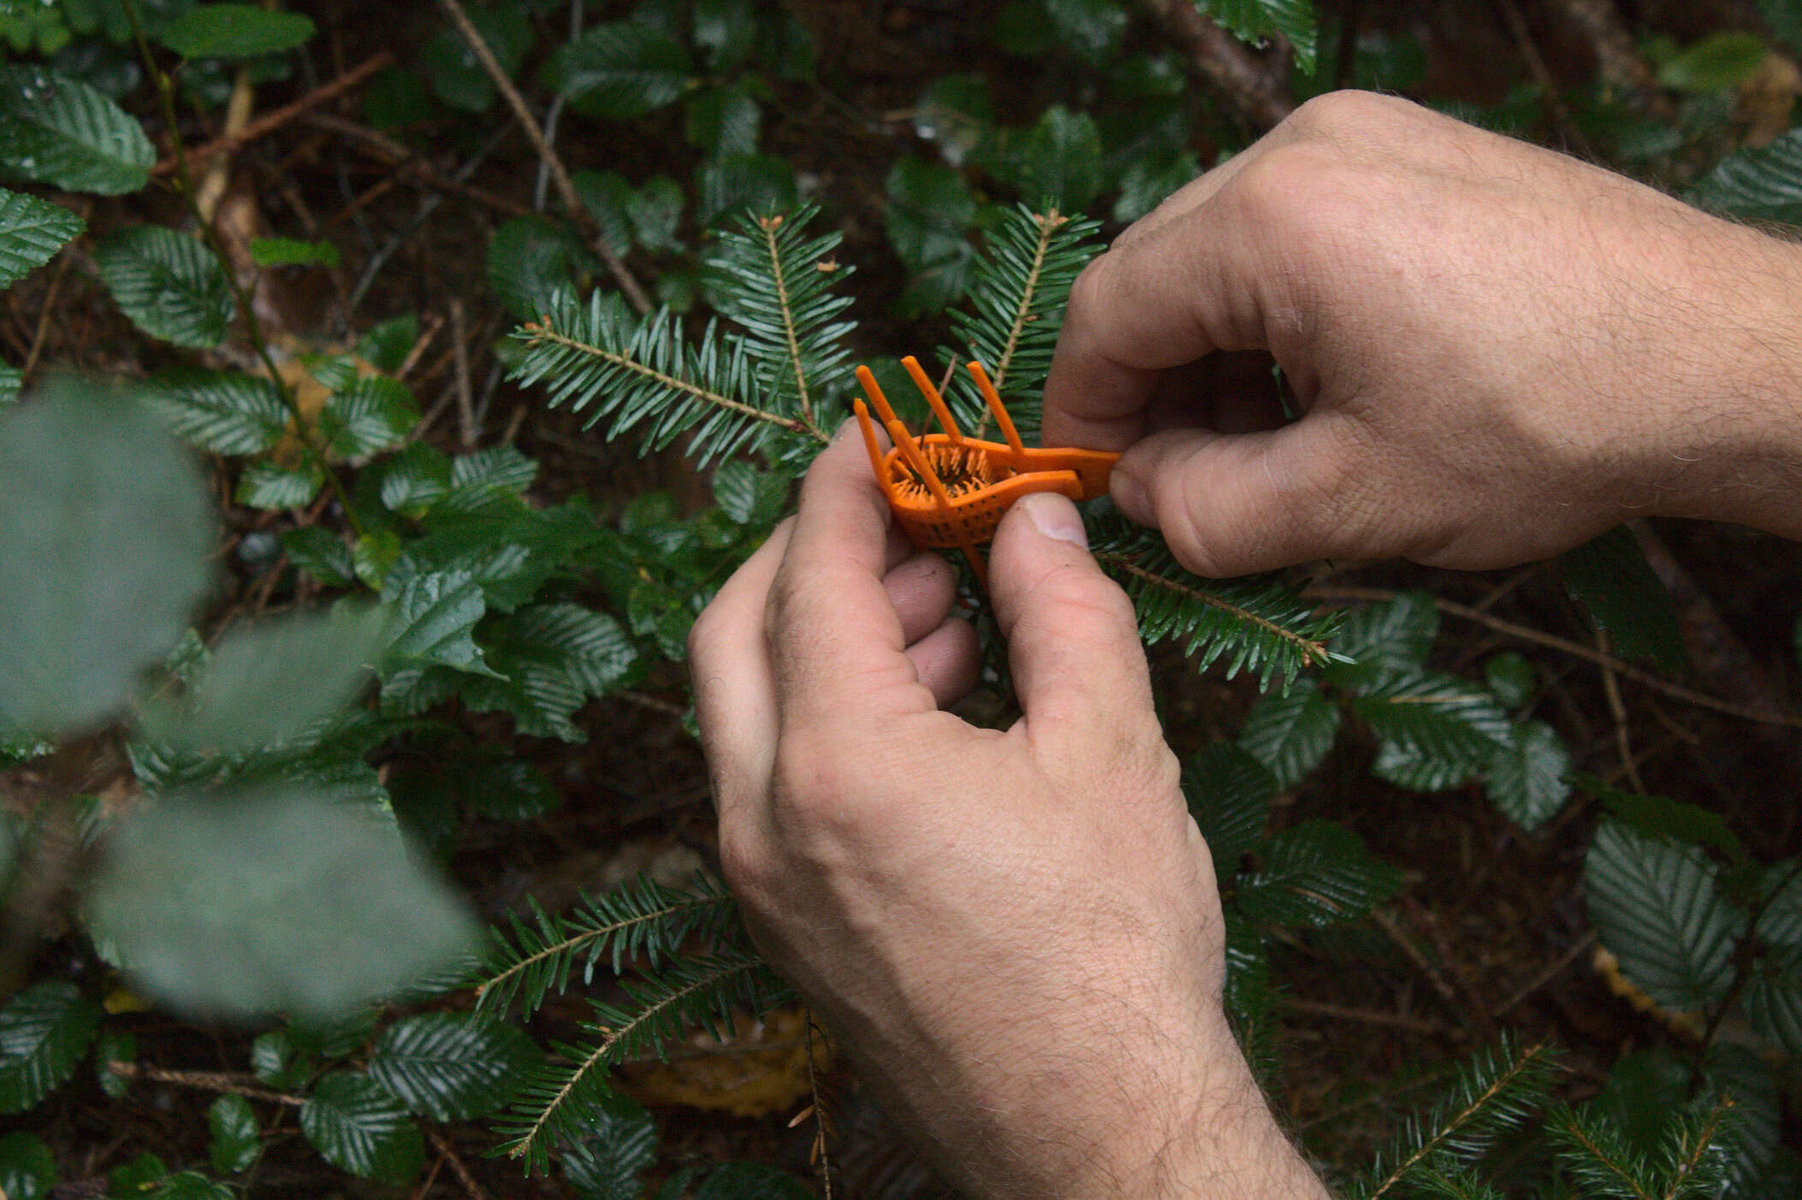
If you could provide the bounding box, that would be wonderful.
[715,826,768,899]
[1285,89,1404,140]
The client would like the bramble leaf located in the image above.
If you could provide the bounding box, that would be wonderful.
[0,187,80,287]
[299,1072,424,1185]
[368,1012,542,1122]
[0,983,99,1114]
[0,66,153,194]
[95,227,235,349]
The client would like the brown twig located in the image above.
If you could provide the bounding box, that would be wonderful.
[1497,0,1593,156]
[106,1061,304,1106]
[1493,931,1597,1019]
[1278,996,1451,1036]
[432,0,651,314]
[154,50,395,175]
[449,298,475,449]
[20,211,85,382]
[425,1128,491,1200]
[1305,584,1802,729]
[1135,0,1295,132]
[1595,629,1646,793]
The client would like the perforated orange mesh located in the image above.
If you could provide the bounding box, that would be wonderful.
[853,356,1118,583]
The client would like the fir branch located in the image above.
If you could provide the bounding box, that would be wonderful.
[1655,1096,1735,1200]
[475,874,741,1016]
[703,205,854,445]
[1092,517,1343,692]
[946,204,1102,439]
[510,291,827,465]
[1550,1105,1658,1200]
[1361,1037,1557,1200]
[498,949,789,1171]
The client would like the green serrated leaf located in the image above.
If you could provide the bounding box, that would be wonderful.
[0,982,99,1114]
[450,757,560,819]
[1559,526,1686,673]
[1184,742,1274,870]
[368,1012,542,1122]
[143,368,287,455]
[0,381,212,736]
[1323,593,1439,684]
[248,235,340,268]
[421,2,532,114]
[447,444,538,507]
[0,1131,56,1200]
[1238,681,1340,789]
[1010,105,1103,212]
[0,187,80,288]
[234,458,323,510]
[378,441,451,516]
[1744,944,1802,1055]
[696,153,797,227]
[628,176,684,252]
[692,0,756,70]
[915,73,993,168]
[207,1094,259,1174]
[885,157,977,273]
[152,1172,233,1200]
[95,1028,133,1100]
[1198,0,1318,74]
[320,376,418,458]
[1237,819,1401,927]
[0,65,153,194]
[250,1029,309,1088]
[1587,780,1749,866]
[1483,720,1570,831]
[710,460,789,525]
[86,789,479,1020]
[488,214,588,322]
[1691,124,1802,223]
[356,314,419,374]
[1586,822,1743,1013]
[299,1072,424,1185]
[159,4,314,58]
[1484,652,1537,711]
[95,226,235,349]
[142,605,384,753]
[686,84,760,160]
[1044,0,1127,61]
[280,526,355,587]
[1352,669,1514,790]
[548,20,693,119]
[381,568,495,681]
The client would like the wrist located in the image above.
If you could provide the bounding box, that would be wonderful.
[1634,223,1802,535]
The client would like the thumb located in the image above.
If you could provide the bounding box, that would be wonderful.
[988,493,1157,741]
[1111,418,1363,577]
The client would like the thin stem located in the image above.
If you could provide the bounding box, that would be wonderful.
[432,0,650,314]
[476,893,727,1009]
[121,0,360,534]
[1367,1041,1553,1200]
[973,209,1065,440]
[1101,553,1332,668]
[1306,584,1802,729]
[523,324,829,442]
[758,214,814,426]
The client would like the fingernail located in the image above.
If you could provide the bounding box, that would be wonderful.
[1020,492,1088,548]
[1111,470,1150,523]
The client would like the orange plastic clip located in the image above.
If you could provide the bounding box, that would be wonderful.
[853,356,1118,585]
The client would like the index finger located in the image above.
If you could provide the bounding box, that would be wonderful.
[765,424,940,729]
[1041,200,1274,451]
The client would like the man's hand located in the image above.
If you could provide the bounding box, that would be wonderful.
[1045,90,1802,577]
[689,429,1328,1200]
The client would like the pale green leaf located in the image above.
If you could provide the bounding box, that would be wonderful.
[299,1072,424,1185]
[159,4,315,58]
[248,235,339,268]
[368,1012,542,1121]
[0,382,212,735]
[0,187,81,288]
[1484,720,1571,831]
[143,606,385,753]
[234,458,322,509]
[0,982,99,1114]
[143,368,287,455]
[0,65,153,195]
[1238,681,1340,789]
[86,789,479,1019]
[95,226,235,349]
[320,376,418,458]
[1657,31,1768,92]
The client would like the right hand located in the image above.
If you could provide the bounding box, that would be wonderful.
[1043,90,1802,578]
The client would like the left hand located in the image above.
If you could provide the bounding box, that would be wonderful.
[688,426,1328,1200]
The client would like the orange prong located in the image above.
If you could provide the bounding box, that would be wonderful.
[885,418,955,509]
[902,355,962,443]
[855,364,905,431]
[966,361,1024,455]
[960,544,988,589]
[853,400,895,503]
